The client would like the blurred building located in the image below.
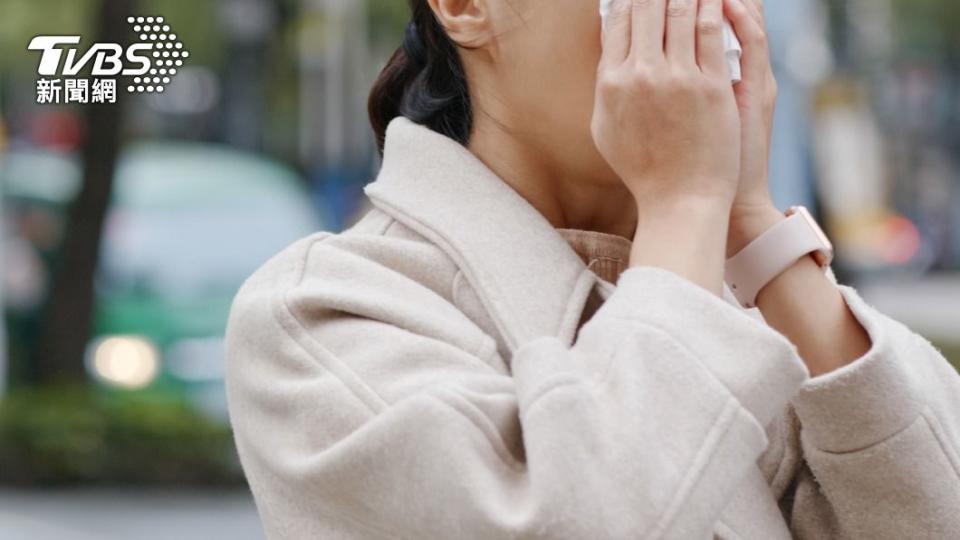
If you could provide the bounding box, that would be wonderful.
[766,0,832,211]
[298,0,376,229]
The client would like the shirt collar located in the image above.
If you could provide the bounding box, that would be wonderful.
[364,117,597,352]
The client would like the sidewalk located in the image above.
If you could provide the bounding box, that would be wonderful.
[0,488,264,540]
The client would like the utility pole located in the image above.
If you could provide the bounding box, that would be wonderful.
[219,0,277,151]
[299,0,372,229]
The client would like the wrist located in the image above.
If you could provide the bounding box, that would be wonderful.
[634,194,733,241]
[727,204,786,259]
[634,191,734,222]
[631,195,733,295]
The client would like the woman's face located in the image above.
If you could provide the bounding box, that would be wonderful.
[462,0,615,183]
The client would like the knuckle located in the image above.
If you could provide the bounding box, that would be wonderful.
[626,59,654,78]
[666,0,694,17]
[590,116,603,140]
[665,69,695,91]
[608,0,631,22]
[701,80,728,102]
[631,0,653,18]
[768,77,779,100]
[597,71,624,96]
[626,68,656,90]
[750,29,769,47]
[697,18,724,36]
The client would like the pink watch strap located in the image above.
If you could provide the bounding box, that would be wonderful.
[724,207,834,309]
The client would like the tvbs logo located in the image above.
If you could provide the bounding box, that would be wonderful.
[28,16,189,104]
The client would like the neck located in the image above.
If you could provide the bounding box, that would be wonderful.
[467,113,638,240]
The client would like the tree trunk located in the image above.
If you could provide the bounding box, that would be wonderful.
[32,0,133,383]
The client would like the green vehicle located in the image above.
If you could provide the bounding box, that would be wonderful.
[1,142,323,418]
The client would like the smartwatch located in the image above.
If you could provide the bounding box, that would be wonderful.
[724,206,835,309]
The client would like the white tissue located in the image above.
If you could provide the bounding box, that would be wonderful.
[599,0,742,83]
[722,20,742,83]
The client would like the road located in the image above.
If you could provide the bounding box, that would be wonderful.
[0,488,264,540]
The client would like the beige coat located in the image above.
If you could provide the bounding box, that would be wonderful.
[225,117,960,539]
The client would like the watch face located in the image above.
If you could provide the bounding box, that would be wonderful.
[789,206,835,266]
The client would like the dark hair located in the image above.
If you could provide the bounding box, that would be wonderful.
[368,1,472,154]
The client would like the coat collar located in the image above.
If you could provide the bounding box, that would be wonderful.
[364,117,597,353]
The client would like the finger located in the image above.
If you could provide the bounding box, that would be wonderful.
[600,0,632,70]
[742,0,764,25]
[696,0,727,77]
[723,0,768,76]
[630,0,668,62]
[738,0,763,28]
[665,0,699,66]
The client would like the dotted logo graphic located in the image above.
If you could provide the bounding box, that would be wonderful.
[125,16,189,94]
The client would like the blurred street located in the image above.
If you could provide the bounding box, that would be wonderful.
[0,489,263,540]
[1,0,959,535]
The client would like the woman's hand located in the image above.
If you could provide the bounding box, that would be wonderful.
[723,0,786,256]
[592,0,742,208]
[591,0,743,295]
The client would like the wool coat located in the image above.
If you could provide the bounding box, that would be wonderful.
[225,117,960,539]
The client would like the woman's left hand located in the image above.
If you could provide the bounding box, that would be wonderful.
[723,0,786,257]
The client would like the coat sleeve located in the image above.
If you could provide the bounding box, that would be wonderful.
[783,282,960,539]
[225,238,810,540]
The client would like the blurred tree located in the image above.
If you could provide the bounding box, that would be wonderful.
[368,0,409,50]
[890,0,960,61]
[32,0,134,383]
[0,0,95,74]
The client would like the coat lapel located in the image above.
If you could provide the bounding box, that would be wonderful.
[364,117,596,353]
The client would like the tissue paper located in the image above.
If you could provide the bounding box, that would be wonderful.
[598,0,742,83]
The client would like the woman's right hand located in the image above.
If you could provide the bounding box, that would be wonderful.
[592,0,741,207]
[591,0,743,294]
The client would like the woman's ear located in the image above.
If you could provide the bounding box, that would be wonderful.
[426,0,493,48]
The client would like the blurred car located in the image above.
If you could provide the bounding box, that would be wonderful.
[1,142,323,418]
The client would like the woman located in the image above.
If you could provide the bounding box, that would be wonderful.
[225,0,960,537]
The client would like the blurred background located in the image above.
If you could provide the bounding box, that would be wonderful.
[0,0,957,538]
